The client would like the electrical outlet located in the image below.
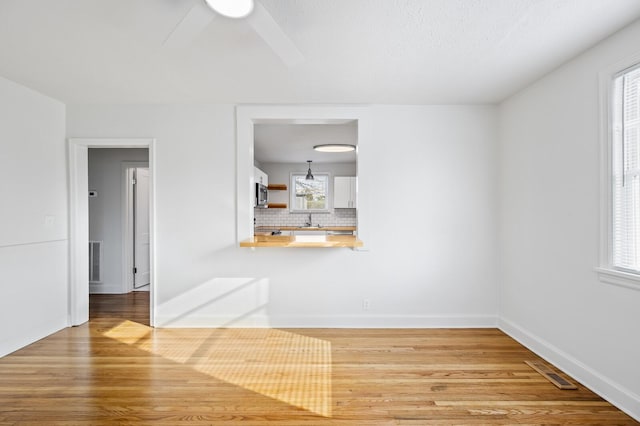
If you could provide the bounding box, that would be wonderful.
[362,298,371,311]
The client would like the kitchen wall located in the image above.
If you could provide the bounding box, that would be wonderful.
[255,208,356,228]
[88,148,149,293]
[0,76,67,357]
[67,103,499,328]
[256,161,357,228]
[498,19,640,418]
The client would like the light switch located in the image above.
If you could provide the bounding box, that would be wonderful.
[89,190,98,197]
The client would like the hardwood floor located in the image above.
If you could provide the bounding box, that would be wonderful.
[0,293,636,425]
[90,291,151,325]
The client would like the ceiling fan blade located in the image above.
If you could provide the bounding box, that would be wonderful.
[163,1,215,48]
[247,2,304,67]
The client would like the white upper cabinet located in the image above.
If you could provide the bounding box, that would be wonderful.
[334,176,357,208]
[254,167,268,186]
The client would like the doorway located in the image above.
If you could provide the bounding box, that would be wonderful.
[88,151,149,295]
[69,139,156,327]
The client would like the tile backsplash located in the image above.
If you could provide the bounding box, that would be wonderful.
[255,208,357,227]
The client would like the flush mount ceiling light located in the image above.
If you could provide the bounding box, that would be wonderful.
[204,0,254,18]
[313,144,356,153]
[305,160,314,180]
[165,0,303,67]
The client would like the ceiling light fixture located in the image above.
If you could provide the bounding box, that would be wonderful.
[313,144,356,153]
[204,0,254,19]
[305,160,314,180]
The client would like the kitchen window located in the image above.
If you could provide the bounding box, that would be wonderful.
[290,173,330,212]
[598,60,640,290]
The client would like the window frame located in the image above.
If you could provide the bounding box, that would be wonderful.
[289,172,331,213]
[597,55,640,291]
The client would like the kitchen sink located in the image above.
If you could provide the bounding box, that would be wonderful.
[294,226,326,236]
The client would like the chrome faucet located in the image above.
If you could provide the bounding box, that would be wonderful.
[305,213,312,227]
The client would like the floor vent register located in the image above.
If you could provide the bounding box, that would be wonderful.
[525,360,577,390]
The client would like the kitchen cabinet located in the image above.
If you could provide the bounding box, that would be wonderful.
[334,176,357,208]
[254,167,268,208]
[254,167,268,186]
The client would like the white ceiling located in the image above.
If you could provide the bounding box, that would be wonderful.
[254,122,357,164]
[0,0,639,104]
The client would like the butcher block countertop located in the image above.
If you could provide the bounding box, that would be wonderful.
[240,234,363,248]
[255,226,356,232]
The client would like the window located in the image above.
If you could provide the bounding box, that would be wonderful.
[598,61,640,290]
[612,64,640,273]
[290,173,329,212]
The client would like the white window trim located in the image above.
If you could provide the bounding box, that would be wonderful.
[597,53,640,291]
[289,172,331,213]
[595,267,640,291]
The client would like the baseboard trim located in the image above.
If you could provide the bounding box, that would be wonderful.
[154,314,498,328]
[89,283,125,294]
[499,317,640,422]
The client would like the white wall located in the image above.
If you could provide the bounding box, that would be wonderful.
[88,148,148,293]
[0,76,67,357]
[67,104,499,328]
[499,20,640,419]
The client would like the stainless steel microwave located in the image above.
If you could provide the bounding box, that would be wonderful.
[256,183,268,208]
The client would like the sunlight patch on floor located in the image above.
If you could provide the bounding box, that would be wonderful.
[103,320,152,345]
[103,322,332,417]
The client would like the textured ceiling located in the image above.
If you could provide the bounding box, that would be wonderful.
[0,0,639,104]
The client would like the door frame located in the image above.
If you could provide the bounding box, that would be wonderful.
[68,138,156,326]
[122,162,150,293]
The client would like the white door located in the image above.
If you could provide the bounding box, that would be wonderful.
[134,168,150,288]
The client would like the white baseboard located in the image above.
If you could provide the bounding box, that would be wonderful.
[154,314,498,328]
[89,283,125,294]
[499,317,640,422]
[89,283,149,293]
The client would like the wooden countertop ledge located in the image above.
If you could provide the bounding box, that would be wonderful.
[255,226,356,232]
[240,234,363,248]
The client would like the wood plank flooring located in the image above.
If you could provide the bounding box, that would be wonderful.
[0,293,636,425]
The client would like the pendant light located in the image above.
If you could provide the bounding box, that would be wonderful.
[305,160,314,180]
